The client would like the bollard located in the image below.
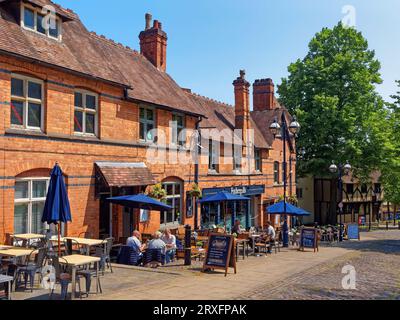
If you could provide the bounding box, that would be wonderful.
[386,222,389,231]
[398,222,400,230]
[184,225,192,266]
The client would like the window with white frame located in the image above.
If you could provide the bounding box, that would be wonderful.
[11,75,43,130]
[233,144,242,172]
[171,113,185,146]
[74,91,98,136]
[255,148,262,172]
[21,4,62,41]
[208,139,219,172]
[14,178,49,235]
[274,161,280,184]
[139,107,156,142]
[161,181,182,225]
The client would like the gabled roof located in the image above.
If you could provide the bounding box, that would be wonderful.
[0,0,203,117]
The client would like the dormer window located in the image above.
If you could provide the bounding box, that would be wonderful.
[21,4,62,41]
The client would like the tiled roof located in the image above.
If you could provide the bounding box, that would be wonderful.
[0,0,203,116]
[95,162,156,187]
[187,92,270,149]
[251,97,293,148]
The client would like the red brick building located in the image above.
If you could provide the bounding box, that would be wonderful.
[0,0,296,243]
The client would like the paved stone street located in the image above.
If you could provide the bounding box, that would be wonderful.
[12,230,400,300]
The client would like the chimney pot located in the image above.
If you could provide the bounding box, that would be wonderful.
[145,13,152,30]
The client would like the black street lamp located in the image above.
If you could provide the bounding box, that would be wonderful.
[270,113,300,247]
[329,161,352,241]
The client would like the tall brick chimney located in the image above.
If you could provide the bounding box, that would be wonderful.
[253,78,275,111]
[139,13,168,72]
[233,70,251,134]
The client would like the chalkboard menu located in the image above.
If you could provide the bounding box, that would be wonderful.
[347,224,360,240]
[203,233,236,276]
[300,228,319,252]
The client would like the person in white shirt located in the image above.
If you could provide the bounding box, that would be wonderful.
[161,229,176,264]
[265,221,276,254]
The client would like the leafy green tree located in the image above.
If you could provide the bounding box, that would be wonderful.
[381,81,400,212]
[278,22,391,224]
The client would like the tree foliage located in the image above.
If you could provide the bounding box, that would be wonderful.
[381,81,400,205]
[278,23,389,180]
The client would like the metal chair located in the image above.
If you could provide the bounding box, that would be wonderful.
[50,255,83,300]
[94,237,114,274]
[16,247,47,292]
[144,249,165,268]
[117,245,142,266]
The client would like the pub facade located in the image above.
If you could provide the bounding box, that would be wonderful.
[0,0,296,243]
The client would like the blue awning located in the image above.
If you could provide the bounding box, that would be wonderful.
[200,191,250,203]
[267,201,311,217]
[106,194,172,211]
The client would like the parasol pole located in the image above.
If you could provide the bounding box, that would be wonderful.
[58,223,61,256]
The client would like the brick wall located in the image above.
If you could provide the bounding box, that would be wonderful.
[0,54,294,243]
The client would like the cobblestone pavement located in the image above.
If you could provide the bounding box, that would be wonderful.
[12,230,400,300]
[237,231,400,300]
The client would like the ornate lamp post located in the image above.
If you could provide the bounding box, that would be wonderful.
[329,161,352,241]
[269,113,300,247]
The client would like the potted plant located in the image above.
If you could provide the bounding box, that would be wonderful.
[189,183,202,199]
[147,183,167,201]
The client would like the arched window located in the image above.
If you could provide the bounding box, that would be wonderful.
[161,178,183,226]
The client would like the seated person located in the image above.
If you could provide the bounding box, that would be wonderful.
[231,220,243,235]
[148,231,166,252]
[264,221,276,254]
[161,229,177,264]
[127,230,145,262]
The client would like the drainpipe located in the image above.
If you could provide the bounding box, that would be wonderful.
[194,116,202,230]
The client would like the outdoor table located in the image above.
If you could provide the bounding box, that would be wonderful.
[0,275,13,300]
[0,247,36,265]
[52,237,105,255]
[59,254,101,300]
[11,234,45,247]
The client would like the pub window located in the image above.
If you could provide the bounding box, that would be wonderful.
[74,90,98,136]
[233,145,242,172]
[14,178,49,235]
[171,113,186,146]
[161,181,182,225]
[374,183,381,194]
[361,184,368,194]
[274,161,280,184]
[11,75,43,130]
[208,139,219,172]
[255,148,262,172]
[21,5,62,41]
[139,107,156,142]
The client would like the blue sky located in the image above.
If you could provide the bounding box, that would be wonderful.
[56,0,400,106]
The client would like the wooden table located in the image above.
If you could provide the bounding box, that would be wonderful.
[0,247,35,265]
[59,255,101,300]
[0,275,13,300]
[52,237,105,255]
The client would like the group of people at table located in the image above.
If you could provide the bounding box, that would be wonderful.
[126,229,177,265]
[232,219,277,254]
